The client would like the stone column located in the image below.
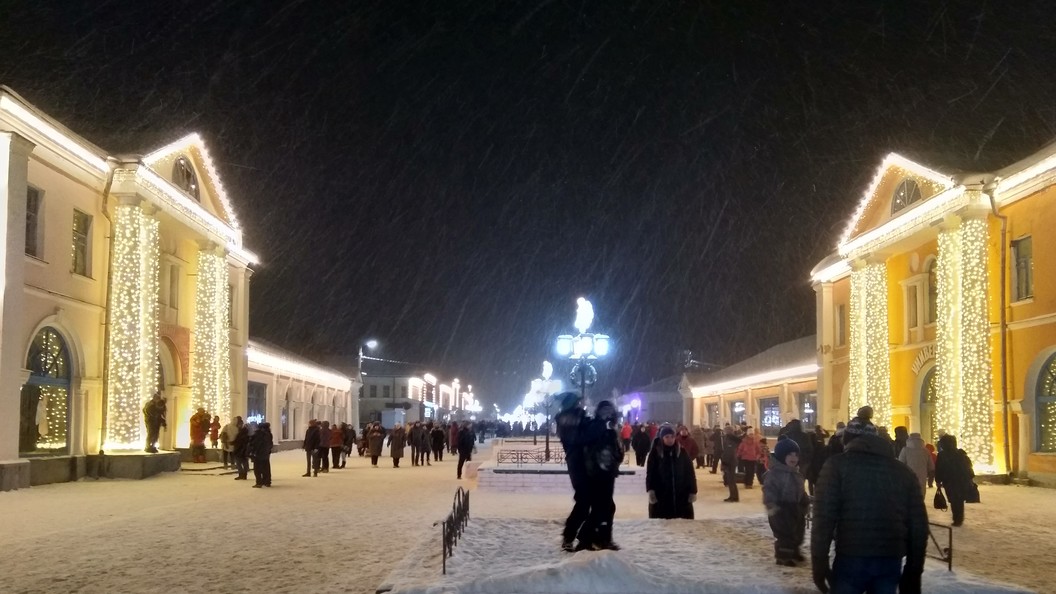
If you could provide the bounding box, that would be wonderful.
[103,197,159,450]
[814,281,835,428]
[192,245,231,423]
[0,133,33,485]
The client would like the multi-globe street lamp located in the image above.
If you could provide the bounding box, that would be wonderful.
[555,297,610,405]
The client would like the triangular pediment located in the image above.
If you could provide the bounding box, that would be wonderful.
[142,133,242,232]
[838,153,955,248]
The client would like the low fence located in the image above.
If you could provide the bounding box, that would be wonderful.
[434,487,470,574]
[495,448,566,466]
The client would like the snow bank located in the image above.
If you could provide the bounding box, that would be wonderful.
[383,518,1032,594]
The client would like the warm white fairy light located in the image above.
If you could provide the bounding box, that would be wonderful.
[142,133,242,231]
[935,227,960,441]
[193,249,231,423]
[957,218,994,467]
[838,154,956,247]
[36,387,69,450]
[104,203,160,449]
[848,263,891,426]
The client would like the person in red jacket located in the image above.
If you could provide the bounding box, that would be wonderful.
[736,431,762,488]
[329,422,344,469]
[189,407,210,463]
[620,422,633,462]
[675,425,698,461]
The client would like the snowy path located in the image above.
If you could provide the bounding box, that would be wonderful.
[0,443,1049,593]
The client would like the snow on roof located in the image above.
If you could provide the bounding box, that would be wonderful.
[247,338,351,389]
[690,335,817,396]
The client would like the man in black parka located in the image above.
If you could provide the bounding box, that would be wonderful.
[555,392,590,552]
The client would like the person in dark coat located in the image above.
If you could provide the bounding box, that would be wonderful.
[555,392,590,551]
[387,423,407,467]
[811,415,928,594]
[646,425,697,519]
[231,420,250,480]
[893,426,909,459]
[579,400,623,550]
[430,423,446,462]
[367,423,385,467]
[934,434,974,527]
[763,438,808,565]
[301,419,320,477]
[315,421,332,474]
[630,424,652,467]
[248,422,273,487]
[456,421,476,479]
[340,423,356,468]
[807,426,830,491]
[709,427,723,474]
[142,392,166,453]
[783,419,814,492]
[720,426,742,502]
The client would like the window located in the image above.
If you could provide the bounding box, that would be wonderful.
[281,391,290,440]
[401,386,408,399]
[906,285,919,329]
[706,403,719,428]
[172,156,200,201]
[26,187,42,257]
[891,178,922,214]
[71,210,91,276]
[412,386,420,400]
[759,398,781,436]
[797,392,817,429]
[730,400,746,425]
[927,259,937,324]
[1013,237,1033,301]
[247,381,267,424]
[1037,353,1056,453]
[369,385,378,398]
[19,328,71,455]
[168,264,180,309]
[382,385,390,399]
[835,304,847,347]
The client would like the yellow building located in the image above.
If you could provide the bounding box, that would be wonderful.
[812,147,1056,485]
[0,87,256,488]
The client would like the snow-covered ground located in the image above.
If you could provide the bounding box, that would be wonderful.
[0,443,1049,593]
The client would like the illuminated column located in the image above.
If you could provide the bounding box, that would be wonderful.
[814,281,835,426]
[193,245,231,423]
[0,133,34,470]
[848,261,891,426]
[104,197,160,449]
[936,217,994,466]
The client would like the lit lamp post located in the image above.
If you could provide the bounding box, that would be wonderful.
[555,297,610,405]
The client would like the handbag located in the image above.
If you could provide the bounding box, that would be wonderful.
[933,487,948,511]
[965,481,981,504]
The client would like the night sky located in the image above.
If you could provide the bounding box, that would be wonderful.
[3,2,1055,410]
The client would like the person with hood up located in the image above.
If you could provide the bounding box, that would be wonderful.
[898,432,934,496]
[783,419,814,493]
[367,422,385,467]
[554,392,590,551]
[720,425,742,502]
[935,434,975,527]
[811,411,928,594]
[248,422,273,488]
[430,422,446,462]
[579,400,624,550]
[646,425,697,519]
[763,437,809,566]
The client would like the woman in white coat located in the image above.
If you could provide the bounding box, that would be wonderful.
[897,432,934,494]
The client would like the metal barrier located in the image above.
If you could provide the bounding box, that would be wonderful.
[495,448,566,466]
[927,522,953,570]
[435,487,470,575]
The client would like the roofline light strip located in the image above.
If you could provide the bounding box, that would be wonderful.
[690,363,819,396]
[838,185,966,257]
[0,95,109,174]
[247,344,351,389]
[143,132,242,231]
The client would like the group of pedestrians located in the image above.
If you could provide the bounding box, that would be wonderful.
[356,420,478,478]
[300,419,359,476]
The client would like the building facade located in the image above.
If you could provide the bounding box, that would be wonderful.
[812,148,1056,484]
[686,336,818,435]
[0,88,254,489]
[246,339,353,449]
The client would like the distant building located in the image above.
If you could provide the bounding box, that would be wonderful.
[812,146,1056,484]
[619,375,690,425]
[686,336,818,435]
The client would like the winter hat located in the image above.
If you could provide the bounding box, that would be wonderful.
[556,392,582,411]
[856,406,875,422]
[774,438,800,464]
[843,416,878,442]
[658,425,676,439]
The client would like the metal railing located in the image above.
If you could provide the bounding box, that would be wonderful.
[434,487,470,575]
[926,521,953,570]
[496,449,566,466]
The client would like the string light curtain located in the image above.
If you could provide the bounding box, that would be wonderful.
[193,249,231,422]
[104,203,160,449]
[849,262,891,426]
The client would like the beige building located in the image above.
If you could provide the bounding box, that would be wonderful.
[0,87,255,489]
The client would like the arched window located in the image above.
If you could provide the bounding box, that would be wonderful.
[172,156,200,201]
[19,328,71,455]
[1037,353,1056,452]
[891,178,923,214]
[281,390,291,440]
